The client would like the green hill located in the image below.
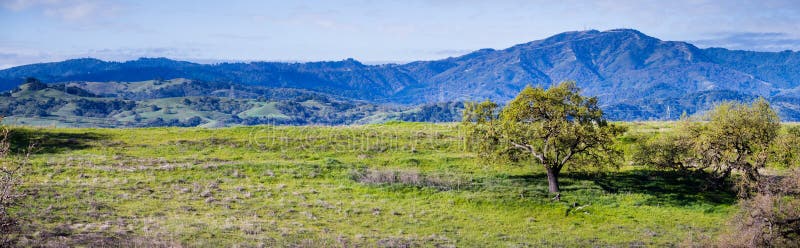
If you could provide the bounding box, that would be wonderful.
[0,79,459,127]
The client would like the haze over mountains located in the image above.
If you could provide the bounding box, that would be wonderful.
[2,29,800,123]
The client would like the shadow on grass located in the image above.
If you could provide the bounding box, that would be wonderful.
[490,174,573,193]
[479,169,736,207]
[356,168,737,207]
[8,128,109,154]
[569,169,737,206]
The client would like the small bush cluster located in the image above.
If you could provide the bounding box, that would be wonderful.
[352,169,471,191]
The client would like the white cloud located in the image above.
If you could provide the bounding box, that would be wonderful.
[0,46,59,69]
[691,32,800,52]
[0,46,205,69]
[0,0,120,21]
[83,47,202,61]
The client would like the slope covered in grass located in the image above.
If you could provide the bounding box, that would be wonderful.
[11,122,737,246]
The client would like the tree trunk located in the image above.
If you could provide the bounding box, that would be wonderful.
[545,167,560,193]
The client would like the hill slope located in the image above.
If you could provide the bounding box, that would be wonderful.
[0,79,463,127]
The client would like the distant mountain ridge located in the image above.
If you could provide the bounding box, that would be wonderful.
[2,29,800,121]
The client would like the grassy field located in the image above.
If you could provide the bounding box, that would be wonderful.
[9,122,740,247]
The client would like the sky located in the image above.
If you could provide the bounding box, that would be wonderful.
[1,0,800,69]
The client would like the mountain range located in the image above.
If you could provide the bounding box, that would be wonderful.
[2,28,800,123]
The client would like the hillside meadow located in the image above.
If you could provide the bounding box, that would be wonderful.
[7,122,761,246]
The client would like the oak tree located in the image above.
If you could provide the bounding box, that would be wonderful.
[463,81,624,193]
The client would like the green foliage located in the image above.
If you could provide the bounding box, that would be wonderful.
[771,125,800,168]
[633,122,695,171]
[463,82,625,192]
[635,98,781,196]
[462,100,505,161]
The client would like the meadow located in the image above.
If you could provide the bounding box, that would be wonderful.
[9,122,741,247]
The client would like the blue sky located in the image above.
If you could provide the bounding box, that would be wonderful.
[1,0,799,68]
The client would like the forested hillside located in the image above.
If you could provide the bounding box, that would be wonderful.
[0,79,461,127]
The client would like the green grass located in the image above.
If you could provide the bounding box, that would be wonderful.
[10,122,737,246]
[237,102,289,119]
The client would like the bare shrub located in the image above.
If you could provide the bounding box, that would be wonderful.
[352,169,469,190]
[0,117,32,246]
[354,169,404,185]
[719,169,800,247]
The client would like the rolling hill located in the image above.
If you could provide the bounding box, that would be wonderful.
[0,79,463,127]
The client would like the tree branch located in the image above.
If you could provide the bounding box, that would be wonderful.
[511,141,544,164]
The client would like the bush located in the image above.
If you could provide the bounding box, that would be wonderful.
[352,169,470,191]
[634,99,780,196]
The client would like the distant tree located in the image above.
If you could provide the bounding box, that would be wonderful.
[24,77,40,84]
[24,77,47,91]
[463,82,625,193]
[184,116,204,126]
